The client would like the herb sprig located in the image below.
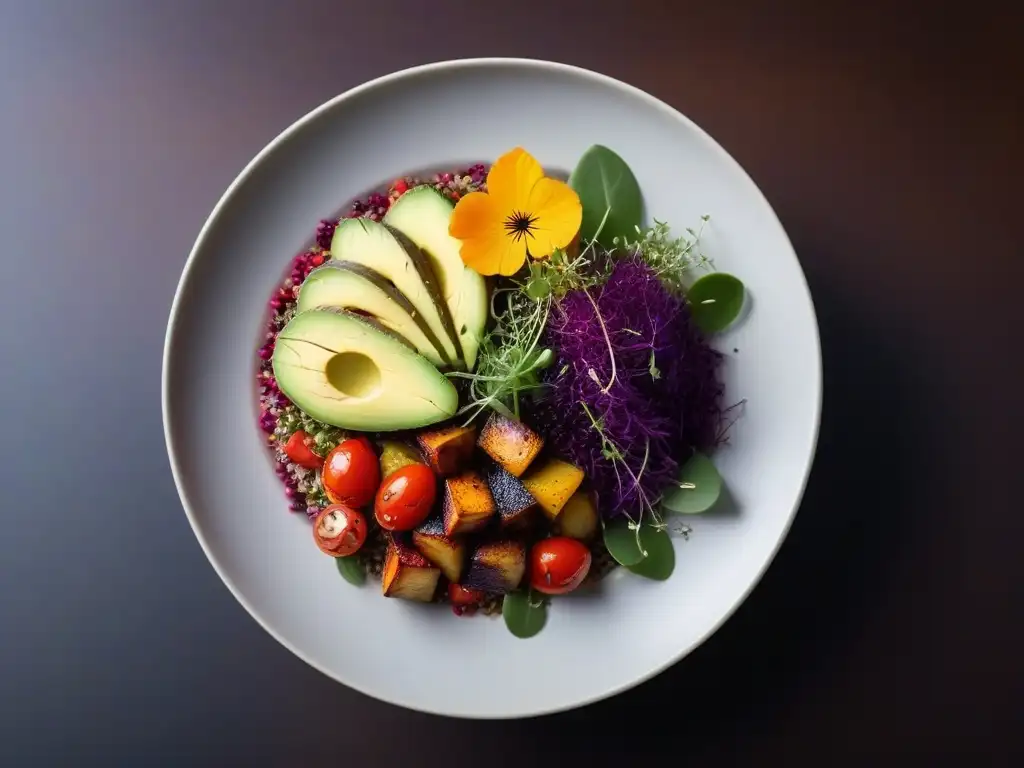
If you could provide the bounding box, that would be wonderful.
[447,290,553,424]
[613,216,712,295]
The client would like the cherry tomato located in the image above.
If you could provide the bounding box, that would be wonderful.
[448,583,484,607]
[374,463,437,531]
[529,537,592,595]
[283,430,323,470]
[322,438,380,508]
[313,504,367,557]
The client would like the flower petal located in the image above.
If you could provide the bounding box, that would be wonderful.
[459,231,527,277]
[449,190,499,240]
[524,177,583,259]
[486,147,544,212]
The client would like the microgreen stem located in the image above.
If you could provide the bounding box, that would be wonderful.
[582,287,617,394]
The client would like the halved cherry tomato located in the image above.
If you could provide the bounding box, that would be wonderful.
[322,438,380,508]
[529,537,592,595]
[283,430,324,470]
[313,504,367,557]
[374,463,436,531]
[448,583,484,607]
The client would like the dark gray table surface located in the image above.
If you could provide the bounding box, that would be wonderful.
[2,1,1022,764]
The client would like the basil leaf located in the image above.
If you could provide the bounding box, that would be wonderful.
[661,451,722,514]
[687,273,745,333]
[626,525,675,581]
[503,590,547,638]
[569,145,643,248]
[602,518,646,566]
[335,555,366,586]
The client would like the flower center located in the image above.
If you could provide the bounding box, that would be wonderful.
[503,210,538,242]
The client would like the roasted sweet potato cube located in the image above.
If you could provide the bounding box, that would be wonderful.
[416,424,477,476]
[477,412,544,477]
[554,489,599,540]
[412,513,466,582]
[382,534,440,602]
[485,462,537,530]
[441,470,495,536]
[463,539,527,594]
[522,458,586,519]
[378,440,423,479]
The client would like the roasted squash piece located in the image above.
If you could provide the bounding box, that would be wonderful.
[378,440,423,479]
[522,458,586,519]
[416,424,477,476]
[382,533,440,602]
[442,470,496,536]
[554,489,599,540]
[412,513,466,582]
[476,412,544,477]
[485,461,537,530]
[463,539,526,594]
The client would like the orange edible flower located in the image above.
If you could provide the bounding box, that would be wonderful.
[448,148,582,277]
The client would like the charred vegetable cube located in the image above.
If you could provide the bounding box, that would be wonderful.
[412,513,466,582]
[553,489,599,540]
[417,424,477,476]
[485,462,537,530]
[442,470,496,536]
[378,440,423,479]
[382,533,441,602]
[522,458,586,519]
[463,539,527,594]
[477,413,544,477]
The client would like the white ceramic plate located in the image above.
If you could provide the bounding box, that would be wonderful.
[162,58,821,718]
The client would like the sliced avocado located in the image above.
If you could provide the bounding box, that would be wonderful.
[384,187,489,370]
[296,261,450,368]
[272,309,458,431]
[330,218,462,368]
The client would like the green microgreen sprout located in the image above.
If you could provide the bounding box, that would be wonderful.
[613,215,712,295]
[447,290,553,424]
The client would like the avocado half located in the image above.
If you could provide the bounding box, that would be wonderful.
[384,187,489,370]
[271,308,458,432]
[329,218,463,369]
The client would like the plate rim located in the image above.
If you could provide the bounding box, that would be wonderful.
[161,56,823,719]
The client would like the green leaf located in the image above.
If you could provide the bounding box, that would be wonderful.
[569,145,643,248]
[503,590,547,638]
[602,518,646,566]
[335,555,365,586]
[661,451,722,514]
[687,273,745,333]
[626,525,675,581]
[525,277,551,300]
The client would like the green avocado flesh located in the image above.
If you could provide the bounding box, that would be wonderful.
[272,309,458,431]
[383,187,489,370]
[329,218,461,368]
[296,261,450,368]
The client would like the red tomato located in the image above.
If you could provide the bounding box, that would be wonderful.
[322,438,380,508]
[283,430,323,470]
[529,537,592,595]
[313,504,368,557]
[448,583,484,607]
[374,463,436,531]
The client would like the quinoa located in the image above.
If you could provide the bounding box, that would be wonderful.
[256,163,616,614]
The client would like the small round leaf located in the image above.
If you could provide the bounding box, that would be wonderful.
[661,452,722,514]
[687,273,745,333]
[626,526,675,581]
[335,555,366,586]
[602,518,646,566]
[503,590,547,639]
